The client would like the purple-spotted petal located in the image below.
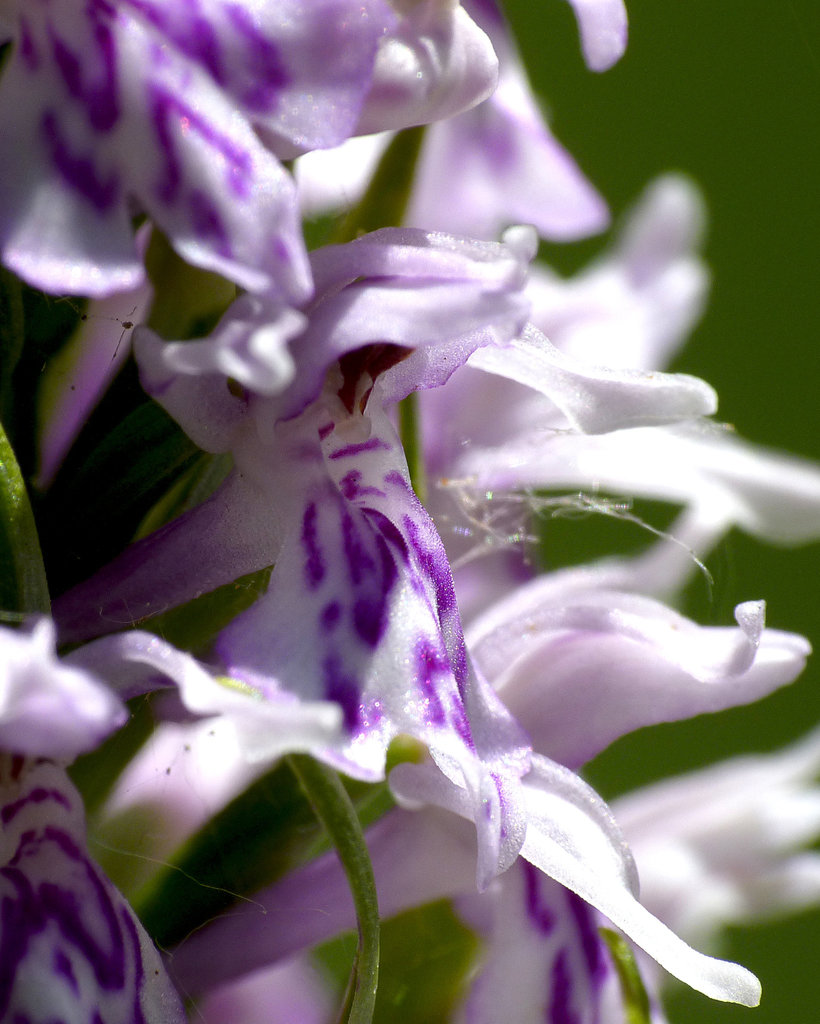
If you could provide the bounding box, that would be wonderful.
[467,581,810,767]
[214,399,530,882]
[518,756,761,1006]
[0,618,126,761]
[0,761,185,1023]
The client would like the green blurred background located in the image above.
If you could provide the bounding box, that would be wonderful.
[503,1,820,1021]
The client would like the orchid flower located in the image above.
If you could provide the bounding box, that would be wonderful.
[0,0,499,299]
[0,619,185,1023]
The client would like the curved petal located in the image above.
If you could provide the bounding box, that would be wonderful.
[468,580,810,767]
[565,0,628,72]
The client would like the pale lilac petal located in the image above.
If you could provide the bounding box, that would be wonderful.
[279,225,534,416]
[517,757,761,1006]
[0,618,126,761]
[406,0,608,240]
[295,132,390,215]
[528,175,708,371]
[37,232,154,489]
[565,0,629,72]
[457,421,820,544]
[357,4,498,134]
[467,324,717,434]
[616,731,820,945]
[139,297,307,396]
[467,580,810,767]
[198,956,335,1024]
[54,470,279,643]
[0,761,185,1023]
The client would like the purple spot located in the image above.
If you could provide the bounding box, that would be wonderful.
[329,437,392,461]
[323,654,361,731]
[522,861,555,935]
[150,85,254,205]
[353,596,385,648]
[321,601,342,631]
[301,502,325,589]
[338,470,386,502]
[121,0,224,84]
[53,947,79,994]
[318,421,334,440]
[549,948,581,1024]
[42,111,120,212]
[415,639,447,726]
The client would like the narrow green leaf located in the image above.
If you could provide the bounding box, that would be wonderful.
[0,419,50,615]
[289,754,380,1024]
[600,927,653,1024]
[0,267,25,429]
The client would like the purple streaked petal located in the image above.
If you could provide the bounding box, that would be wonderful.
[0,761,185,1023]
[518,756,761,1006]
[456,863,610,1024]
[467,580,810,767]
[0,618,126,762]
[0,0,312,299]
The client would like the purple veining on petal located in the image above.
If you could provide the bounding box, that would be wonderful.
[225,3,289,110]
[1,787,72,826]
[338,470,386,502]
[188,188,232,257]
[19,17,40,71]
[301,502,325,589]
[121,0,225,84]
[150,85,254,205]
[449,698,475,749]
[49,17,120,131]
[523,860,556,935]
[341,507,375,587]
[549,949,580,1024]
[323,654,361,731]
[329,437,393,461]
[566,890,608,988]
[41,111,120,212]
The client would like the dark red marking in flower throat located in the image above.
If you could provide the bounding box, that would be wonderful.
[336,344,413,414]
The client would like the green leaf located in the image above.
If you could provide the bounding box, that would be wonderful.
[289,754,380,1024]
[600,927,653,1024]
[0,419,50,615]
[0,267,25,429]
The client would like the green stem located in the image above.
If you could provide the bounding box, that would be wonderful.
[399,391,427,506]
[0,419,50,616]
[288,754,380,1024]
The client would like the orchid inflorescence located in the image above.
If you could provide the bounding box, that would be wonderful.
[1,2,819,1023]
